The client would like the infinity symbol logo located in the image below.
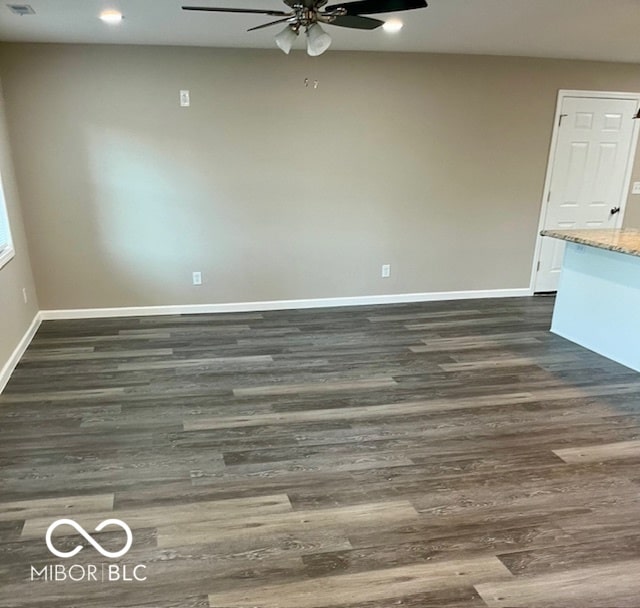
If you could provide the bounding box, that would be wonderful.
[45,518,133,559]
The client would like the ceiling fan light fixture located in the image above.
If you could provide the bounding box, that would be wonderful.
[275,24,298,54]
[306,23,332,56]
[182,0,429,57]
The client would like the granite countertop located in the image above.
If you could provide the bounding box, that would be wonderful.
[541,228,640,258]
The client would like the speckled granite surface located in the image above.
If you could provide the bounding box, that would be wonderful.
[541,229,640,258]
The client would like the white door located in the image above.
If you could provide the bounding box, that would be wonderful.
[535,95,638,292]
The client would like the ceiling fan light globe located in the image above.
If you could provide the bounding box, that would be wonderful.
[275,25,298,54]
[306,23,332,56]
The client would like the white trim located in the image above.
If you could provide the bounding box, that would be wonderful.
[39,288,532,320]
[0,245,15,271]
[0,311,42,394]
[530,88,640,293]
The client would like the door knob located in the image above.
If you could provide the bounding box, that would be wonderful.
[610,206,621,215]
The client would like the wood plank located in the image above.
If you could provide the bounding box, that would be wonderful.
[0,387,126,403]
[232,377,397,397]
[119,326,251,335]
[117,355,273,371]
[30,332,173,344]
[21,494,292,538]
[367,310,483,322]
[475,559,640,607]
[553,439,640,463]
[439,354,574,371]
[207,556,513,607]
[184,392,535,430]
[405,316,525,330]
[21,348,173,362]
[0,494,114,521]
[410,337,542,353]
[158,500,419,548]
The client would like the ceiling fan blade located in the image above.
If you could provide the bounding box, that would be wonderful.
[328,14,384,29]
[247,17,293,32]
[182,6,290,17]
[325,0,427,16]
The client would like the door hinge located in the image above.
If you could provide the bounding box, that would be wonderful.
[547,191,551,202]
[559,113,568,126]
[537,261,541,272]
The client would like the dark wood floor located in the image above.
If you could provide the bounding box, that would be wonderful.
[1,296,640,607]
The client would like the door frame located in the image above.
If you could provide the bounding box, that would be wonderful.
[529,89,640,293]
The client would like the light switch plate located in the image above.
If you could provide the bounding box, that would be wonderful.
[632,181,640,195]
[180,90,190,107]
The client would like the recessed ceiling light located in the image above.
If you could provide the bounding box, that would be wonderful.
[382,19,403,33]
[99,9,123,24]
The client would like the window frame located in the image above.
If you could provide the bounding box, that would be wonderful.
[0,174,14,271]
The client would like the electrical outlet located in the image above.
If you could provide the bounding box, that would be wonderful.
[180,89,190,107]
[192,271,202,285]
[22,287,27,303]
[381,264,391,278]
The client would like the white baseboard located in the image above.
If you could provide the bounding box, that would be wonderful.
[39,287,532,320]
[0,311,42,394]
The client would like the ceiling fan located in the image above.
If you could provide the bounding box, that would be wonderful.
[182,0,428,56]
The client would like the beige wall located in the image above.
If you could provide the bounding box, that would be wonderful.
[1,43,640,310]
[0,78,38,370]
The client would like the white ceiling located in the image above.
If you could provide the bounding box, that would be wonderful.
[1,0,640,63]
